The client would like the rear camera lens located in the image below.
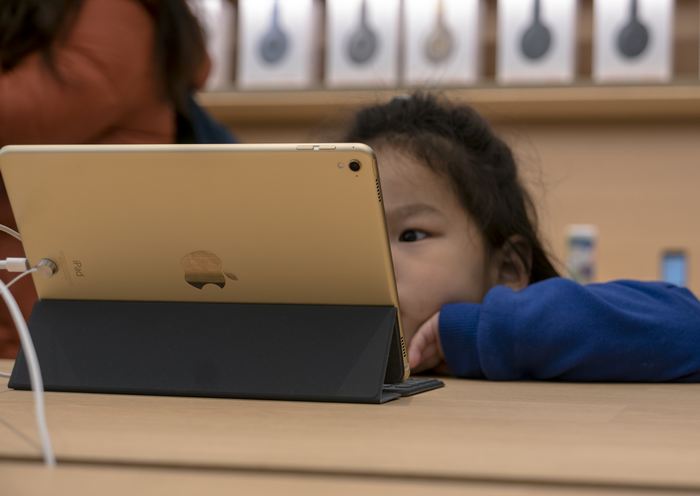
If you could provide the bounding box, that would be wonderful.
[349,161,361,172]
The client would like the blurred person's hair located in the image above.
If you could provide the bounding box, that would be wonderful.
[0,0,206,113]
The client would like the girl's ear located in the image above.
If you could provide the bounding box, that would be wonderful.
[490,236,531,291]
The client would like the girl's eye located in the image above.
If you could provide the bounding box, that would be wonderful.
[399,229,428,242]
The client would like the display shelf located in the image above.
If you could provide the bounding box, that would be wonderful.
[198,83,700,126]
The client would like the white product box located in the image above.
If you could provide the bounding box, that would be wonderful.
[593,0,674,83]
[566,224,598,284]
[403,0,483,87]
[237,0,318,89]
[497,0,578,85]
[325,0,400,88]
[188,0,235,90]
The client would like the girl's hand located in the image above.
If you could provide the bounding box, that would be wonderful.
[408,311,449,374]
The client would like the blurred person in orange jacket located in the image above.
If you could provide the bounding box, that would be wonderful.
[0,0,211,357]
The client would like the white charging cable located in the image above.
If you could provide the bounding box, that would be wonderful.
[0,257,29,377]
[0,265,36,377]
[0,256,28,378]
[7,267,39,288]
[0,238,56,466]
[0,224,21,241]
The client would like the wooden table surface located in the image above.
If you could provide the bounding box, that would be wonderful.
[2,359,700,494]
[3,461,691,496]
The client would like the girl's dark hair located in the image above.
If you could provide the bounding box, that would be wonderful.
[345,93,559,283]
[0,0,206,114]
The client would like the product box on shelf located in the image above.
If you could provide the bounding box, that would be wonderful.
[593,0,674,83]
[325,0,401,88]
[403,0,483,87]
[237,0,318,89]
[497,0,578,85]
[566,224,598,284]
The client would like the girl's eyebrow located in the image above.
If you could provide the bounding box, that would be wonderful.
[387,203,444,219]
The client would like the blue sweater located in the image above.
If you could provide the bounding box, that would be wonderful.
[439,278,700,382]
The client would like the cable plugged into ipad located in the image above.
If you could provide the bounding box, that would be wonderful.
[36,258,59,278]
[0,257,29,272]
[0,257,58,289]
[0,225,57,467]
[0,256,58,277]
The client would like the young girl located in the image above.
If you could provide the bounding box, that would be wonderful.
[346,93,700,382]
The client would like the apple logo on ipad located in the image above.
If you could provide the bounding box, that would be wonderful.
[181,250,238,289]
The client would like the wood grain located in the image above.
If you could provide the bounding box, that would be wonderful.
[2,461,693,496]
[2,360,700,491]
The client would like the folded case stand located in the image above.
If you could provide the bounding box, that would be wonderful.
[9,299,412,404]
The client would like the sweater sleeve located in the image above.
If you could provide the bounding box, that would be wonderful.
[0,0,156,145]
[438,278,700,382]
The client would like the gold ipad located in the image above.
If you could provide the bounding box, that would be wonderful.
[0,143,409,379]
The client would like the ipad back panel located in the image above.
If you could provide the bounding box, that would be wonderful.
[0,144,399,308]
